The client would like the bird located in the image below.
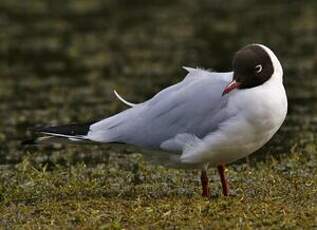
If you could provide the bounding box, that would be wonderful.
[27,44,288,197]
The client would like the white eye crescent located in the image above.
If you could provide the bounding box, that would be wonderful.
[255,64,262,73]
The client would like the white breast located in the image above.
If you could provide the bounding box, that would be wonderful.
[181,75,288,166]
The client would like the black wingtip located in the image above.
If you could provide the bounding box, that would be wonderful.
[33,121,96,136]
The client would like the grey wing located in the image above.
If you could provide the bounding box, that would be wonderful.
[88,68,233,152]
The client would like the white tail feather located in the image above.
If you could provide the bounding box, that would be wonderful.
[40,132,87,139]
[32,135,89,146]
[113,90,137,107]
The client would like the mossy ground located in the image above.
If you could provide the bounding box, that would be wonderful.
[1,149,316,228]
[0,0,317,229]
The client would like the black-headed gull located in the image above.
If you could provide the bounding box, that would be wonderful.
[30,44,287,197]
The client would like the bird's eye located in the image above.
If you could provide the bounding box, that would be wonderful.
[255,64,262,73]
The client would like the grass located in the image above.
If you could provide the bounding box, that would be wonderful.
[0,146,316,228]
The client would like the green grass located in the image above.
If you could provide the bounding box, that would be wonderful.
[0,148,316,228]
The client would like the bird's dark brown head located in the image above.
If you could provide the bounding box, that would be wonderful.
[232,44,274,89]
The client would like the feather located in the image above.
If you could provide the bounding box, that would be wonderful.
[113,90,137,107]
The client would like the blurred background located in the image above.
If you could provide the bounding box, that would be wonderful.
[0,0,316,166]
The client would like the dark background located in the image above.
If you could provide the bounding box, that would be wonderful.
[0,0,316,166]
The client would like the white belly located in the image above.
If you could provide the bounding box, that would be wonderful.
[204,127,277,166]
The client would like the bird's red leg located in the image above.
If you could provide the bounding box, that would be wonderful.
[201,169,209,197]
[217,164,229,196]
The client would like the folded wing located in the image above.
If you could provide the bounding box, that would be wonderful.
[88,68,233,152]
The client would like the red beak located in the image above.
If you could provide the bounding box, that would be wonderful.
[222,80,241,96]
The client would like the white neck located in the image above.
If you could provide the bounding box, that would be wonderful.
[256,44,283,83]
